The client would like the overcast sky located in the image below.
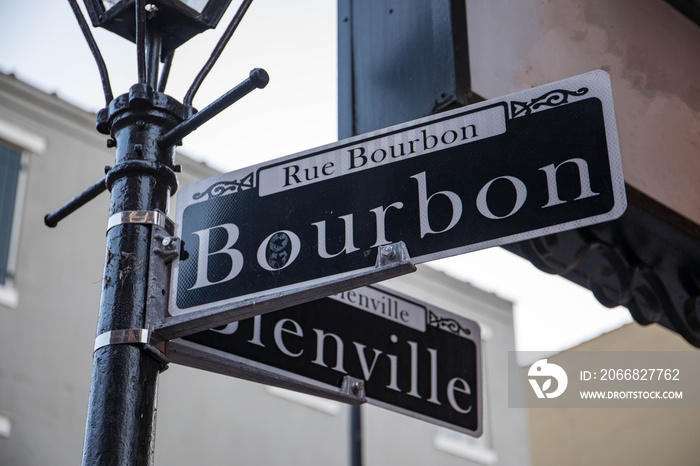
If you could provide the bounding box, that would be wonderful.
[0,0,633,354]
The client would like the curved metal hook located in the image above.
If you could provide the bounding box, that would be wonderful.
[184,0,255,106]
[66,0,114,105]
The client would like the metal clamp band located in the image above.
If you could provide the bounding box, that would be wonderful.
[107,210,174,234]
[94,329,151,352]
[94,329,169,370]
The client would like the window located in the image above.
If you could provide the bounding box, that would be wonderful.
[0,116,45,308]
[0,143,23,286]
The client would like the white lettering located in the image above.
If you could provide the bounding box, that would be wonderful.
[248,315,264,347]
[369,202,404,247]
[447,377,472,414]
[411,171,463,238]
[476,176,527,219]
[312,329,346,373]
[189,224,244,290]
[427,348,441,405]
[274,318,304,357]
[540,158,600,208]
[312,214,360,259]
[211,322,238,335]
[353,342,383,380]
[407,341,421,399]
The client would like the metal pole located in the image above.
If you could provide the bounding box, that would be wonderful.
[350,405,363,466]
[81,124,167,465]
[81,185,164,465]
[56,1,260,461]
[81,28,186,465]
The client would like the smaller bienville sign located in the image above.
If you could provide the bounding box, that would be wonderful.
[167,285,483,436]
[167,70,625,330]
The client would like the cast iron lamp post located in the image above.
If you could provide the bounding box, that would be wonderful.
[45,1,267,464]
[82,0,234,58]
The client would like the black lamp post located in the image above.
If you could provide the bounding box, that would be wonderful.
[45,1,267,464]
[82,0,233,58]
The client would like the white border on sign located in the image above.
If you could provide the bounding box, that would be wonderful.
[169,70,625,319]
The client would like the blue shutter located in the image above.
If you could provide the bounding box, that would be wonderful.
[0,143,21,285]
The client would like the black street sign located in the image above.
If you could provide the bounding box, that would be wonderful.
[163,70,625,336]
[168,285,482,436]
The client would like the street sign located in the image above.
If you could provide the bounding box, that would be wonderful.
[168,285,482,436]
[162,70,625,337]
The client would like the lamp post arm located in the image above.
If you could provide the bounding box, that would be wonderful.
[157,52,174,93]
[159,68,269,148]
[66,0,114,105]
[183,0,255,106]
[44,176,108,228]
[136,0,147,84]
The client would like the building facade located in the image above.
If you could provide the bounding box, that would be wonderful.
[0,73,529,465]
[338,0,700,352]
[527,323,700,465]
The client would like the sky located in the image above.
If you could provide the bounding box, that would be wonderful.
[0,0,633,354]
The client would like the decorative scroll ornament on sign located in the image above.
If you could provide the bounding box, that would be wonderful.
[510,88,589,118]
[428,310,472,337]
[192,172,255,200]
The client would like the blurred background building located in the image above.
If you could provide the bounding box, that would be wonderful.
[2,0,700,464]
[0,72,529,466]
[527,322,699,465]
[339,0,700,350]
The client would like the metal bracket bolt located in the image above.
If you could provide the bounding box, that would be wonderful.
[153,234,180,262]
[375,241,411,269]
[341,376,367,403]
[161,236,176,248]
[381,245,396,259]
[352,380,365,395]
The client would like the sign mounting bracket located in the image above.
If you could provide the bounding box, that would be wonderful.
[340,376,367,404]
[150,241,416,340]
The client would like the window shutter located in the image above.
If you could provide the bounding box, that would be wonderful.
[0,144,21,285]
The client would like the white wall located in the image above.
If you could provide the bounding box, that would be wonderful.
[467,0,700,226]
